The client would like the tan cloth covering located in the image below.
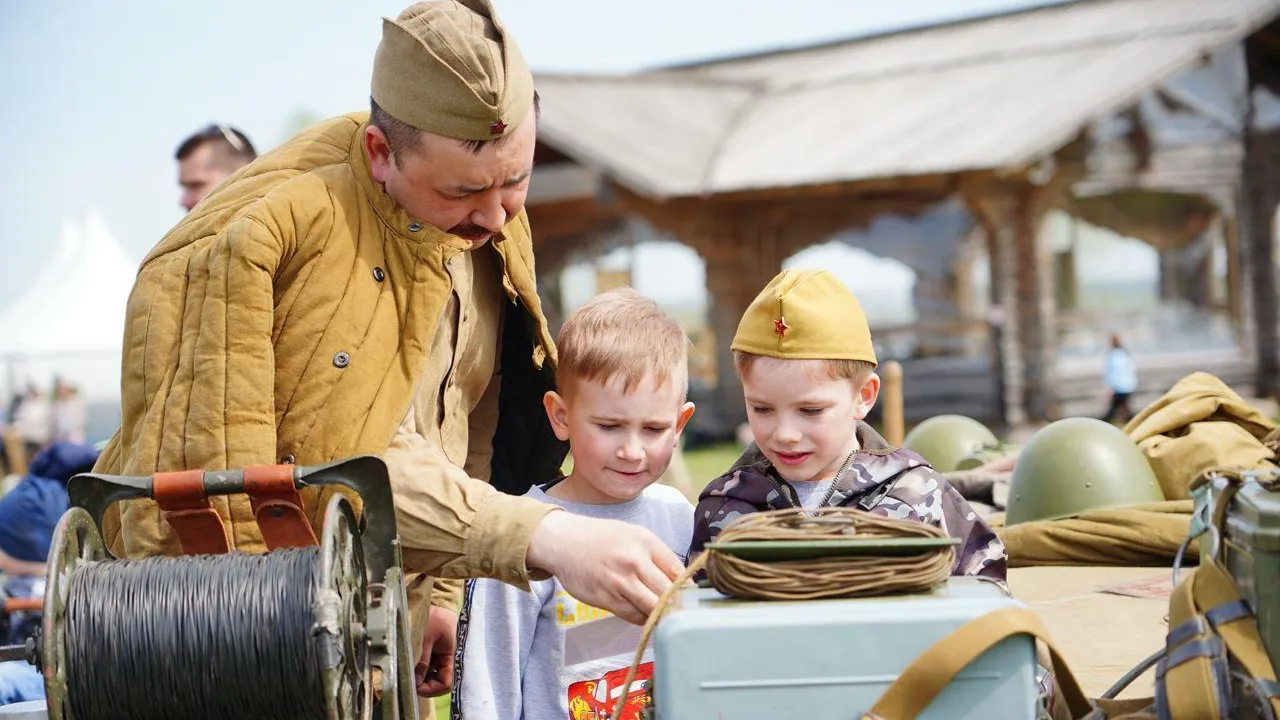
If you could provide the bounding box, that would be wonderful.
[1009,566,1173,701]
[1124,372,1277,500]
[997,501,1196,568]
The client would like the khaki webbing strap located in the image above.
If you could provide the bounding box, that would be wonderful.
[860,607,1091,720]
[1158,472,1280,720]
[1198,564,1280,715]
[1159,568,1229,720]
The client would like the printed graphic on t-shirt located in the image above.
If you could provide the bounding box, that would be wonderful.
[556,590,652,720]
[566,662,653,720]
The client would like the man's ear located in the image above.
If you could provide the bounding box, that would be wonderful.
[854,374,880,421]
[674,402,696,438]
[543,390,571,442]
[364,125,394,184]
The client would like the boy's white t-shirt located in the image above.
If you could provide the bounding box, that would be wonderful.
[790,477,837,509]
[455,482,694,720]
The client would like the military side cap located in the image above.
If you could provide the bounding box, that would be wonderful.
[372,0,534,141]
[731,269,877,365]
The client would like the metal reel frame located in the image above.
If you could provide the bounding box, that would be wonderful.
[317,494,372,720]
[42,507,108,720]
[315,494,418,720]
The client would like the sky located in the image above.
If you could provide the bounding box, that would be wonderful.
[0,0,1068,316]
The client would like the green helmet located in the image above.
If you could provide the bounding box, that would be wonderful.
[1005,417,1164,526]
[902,415,999,472]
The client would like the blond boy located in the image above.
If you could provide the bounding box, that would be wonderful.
[689,269,1006,581]
[454,287,696,720]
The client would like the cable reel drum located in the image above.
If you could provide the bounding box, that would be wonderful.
[3,456,418,720]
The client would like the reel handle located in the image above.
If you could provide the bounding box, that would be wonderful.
[66,455,401,580]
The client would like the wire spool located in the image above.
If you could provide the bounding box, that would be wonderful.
[40,495,373,720]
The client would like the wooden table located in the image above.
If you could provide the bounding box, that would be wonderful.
[1008,565,1177,700]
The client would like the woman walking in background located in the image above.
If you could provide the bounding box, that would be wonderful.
[1103,333,1138,424]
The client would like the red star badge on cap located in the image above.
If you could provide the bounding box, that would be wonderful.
[489,120,507,135]
[774,317,789,336]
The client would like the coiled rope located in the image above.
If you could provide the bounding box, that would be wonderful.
[65,548,327,720]
[705,507,955,601]
[610,507,956,720]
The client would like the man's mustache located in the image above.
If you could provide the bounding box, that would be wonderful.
[450,223,492,240]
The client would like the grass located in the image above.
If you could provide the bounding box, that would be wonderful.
[678,442,746,497]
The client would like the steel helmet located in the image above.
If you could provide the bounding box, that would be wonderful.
[902,415,1000,472]
[1005,417,1164,526]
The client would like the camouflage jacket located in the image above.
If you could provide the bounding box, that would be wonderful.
[689,422,1007,582]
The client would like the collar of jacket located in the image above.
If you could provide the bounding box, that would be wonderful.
[720,421,928,509]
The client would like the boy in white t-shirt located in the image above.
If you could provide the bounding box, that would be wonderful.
[454,287,696,720]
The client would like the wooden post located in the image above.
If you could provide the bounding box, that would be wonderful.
[880,360,905,446]
[1242,59,1280,401]
[961,165,1078,426]
[1222,211,1246,350]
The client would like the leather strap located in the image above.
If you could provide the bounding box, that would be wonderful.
[153,469,231,555]
[244,464,316,549]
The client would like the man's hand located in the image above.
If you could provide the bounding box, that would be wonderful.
[525,511,684,625]
[415,606,458,697]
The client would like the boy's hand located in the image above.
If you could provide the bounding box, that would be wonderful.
[525,511,683,625]
[415,606,458,697]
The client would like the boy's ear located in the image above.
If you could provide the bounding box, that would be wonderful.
[674,402,696,437]
[543,390,571,442]
[853,374,880,420]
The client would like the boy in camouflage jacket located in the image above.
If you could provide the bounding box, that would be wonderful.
[688,270,1006,582]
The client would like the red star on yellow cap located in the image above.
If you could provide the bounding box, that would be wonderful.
[774,317,789,336]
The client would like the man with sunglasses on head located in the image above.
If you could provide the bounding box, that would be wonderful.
[174,123,257,212]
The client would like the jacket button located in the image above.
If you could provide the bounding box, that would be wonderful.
[333,352,350,368]
[407,222,423,232]
[280,454,296,465]
[372,266,385,282]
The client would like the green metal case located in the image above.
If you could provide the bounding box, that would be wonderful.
[652,577,1038,720]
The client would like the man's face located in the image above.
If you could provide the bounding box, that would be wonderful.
[177,143,238,212]
[365,111,536,250]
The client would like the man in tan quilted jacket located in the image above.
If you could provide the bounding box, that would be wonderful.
[93,1,684,714]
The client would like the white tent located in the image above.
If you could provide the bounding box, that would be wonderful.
[0,210,137,439]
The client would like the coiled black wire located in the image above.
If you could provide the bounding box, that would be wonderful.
[65,548,326,720]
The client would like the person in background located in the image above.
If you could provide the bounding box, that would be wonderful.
[1102,333,1138,424]
[11,385,50,463]
[50,378,86,445]
[174,123,257,212]
[0,442,100,706]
